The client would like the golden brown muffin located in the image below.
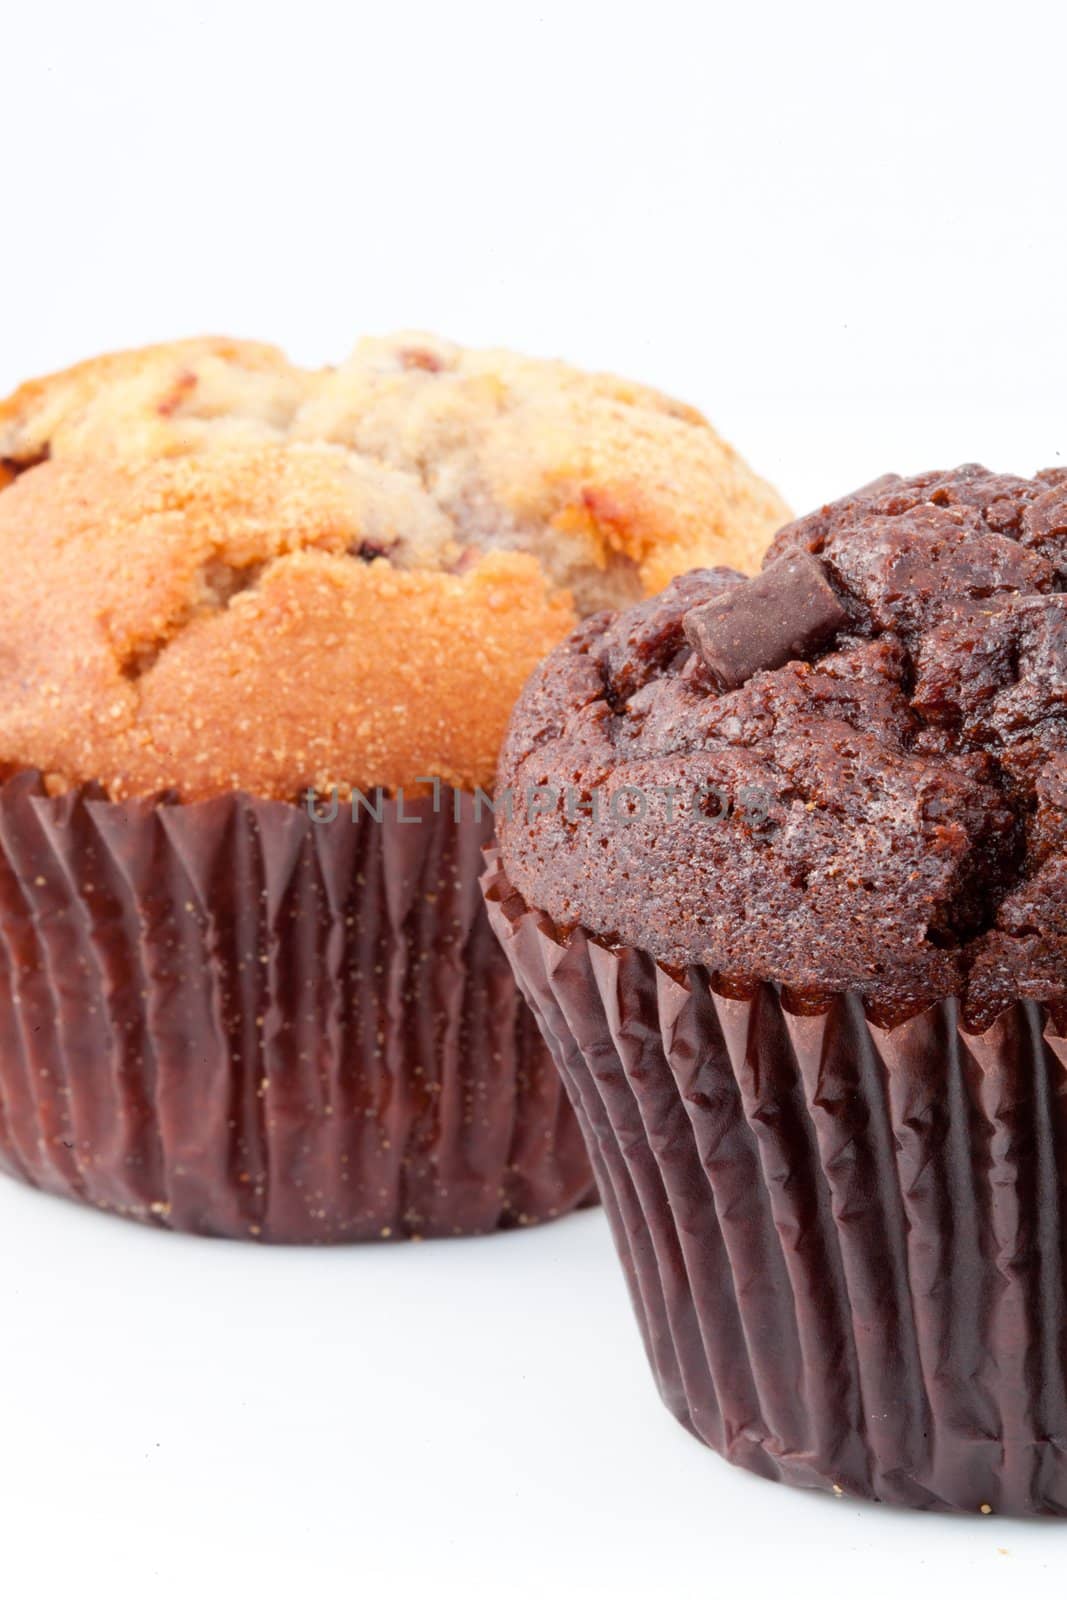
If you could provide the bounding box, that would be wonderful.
[0,332,788,800]
[0,331,788,1245]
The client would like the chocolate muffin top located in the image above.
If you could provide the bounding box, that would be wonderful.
[0,333,788,800]
[496,464,1067,1029]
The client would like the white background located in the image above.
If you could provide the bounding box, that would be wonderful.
[2,2,1066,1595]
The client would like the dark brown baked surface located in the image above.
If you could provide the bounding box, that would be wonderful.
[496,464,1067,1028]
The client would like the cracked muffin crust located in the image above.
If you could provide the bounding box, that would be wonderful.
[496,464,1067,1029]
[0,332,788,799]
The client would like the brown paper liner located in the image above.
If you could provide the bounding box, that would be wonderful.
[0,772,594,1242]
[483,848,1067,1515]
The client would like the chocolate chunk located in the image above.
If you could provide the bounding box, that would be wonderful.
[682,552,849,690]
[595,567,745,701]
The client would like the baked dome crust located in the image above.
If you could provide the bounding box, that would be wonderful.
[0,333,788,799]
[496,464,1067,1028]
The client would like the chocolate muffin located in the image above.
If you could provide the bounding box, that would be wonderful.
[486,464,1067,1511]
[0,332,787,1242]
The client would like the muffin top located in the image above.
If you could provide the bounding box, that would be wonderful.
[496,464,1067,1029]
[0,332,788,800]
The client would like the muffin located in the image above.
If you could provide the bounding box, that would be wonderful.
[0,331,787,1241]
[486,464,1067,1511]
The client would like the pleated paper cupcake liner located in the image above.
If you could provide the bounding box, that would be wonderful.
[0,772,594,1242]
[482,848,1067,1515]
